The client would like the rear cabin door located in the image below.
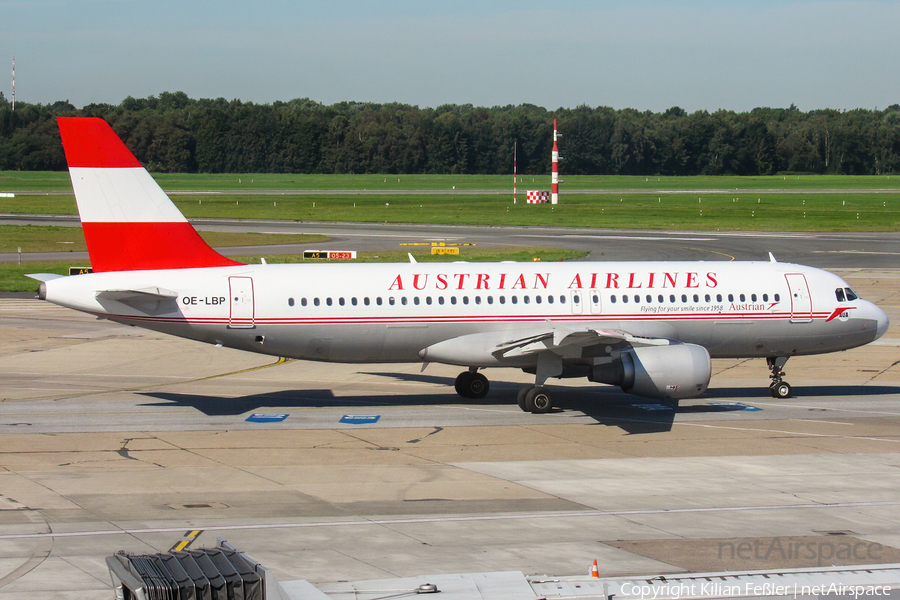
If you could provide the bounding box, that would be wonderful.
[228,276,255,328]
[785,273,812,323]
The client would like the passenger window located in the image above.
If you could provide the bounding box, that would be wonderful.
[658,295,664,303]
[352,297,358,306]
[500,296,506,304]
[426,296,432,305]
[751,294,757,302]
[845,288,859,301]
[301,298,308,307]
[634,295,640,303]
[670,294,676,303]
[573,295,580,304]
[560,295,566,303]
[326,298,333,306]
[414,297,420,305]
[463,296,469,305]
[339,297,345,306]
[611,295,617,303]
[716,294,722,302]
[401,297,407,305]
[487,296,493,304]
[547,295,553,304]
[314,298,320,306]
[451,296,457,305]
[364,297,370,306]
[774,294,780,302]
[512,296,518,304]
[740,294,745,302]
[389,297,395,306]
[438,296,445,305]
[646,295,652,303]
[288,297,294,307]
[475,296,482,304]
[704,294,710,302]
[762,294,768,302]
[535,295,541,304]
[681,294,687,303]
[728,294,734,302]
[622,295,628,304]
[376,297,383,306]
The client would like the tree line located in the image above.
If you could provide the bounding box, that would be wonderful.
[1,90,898,175]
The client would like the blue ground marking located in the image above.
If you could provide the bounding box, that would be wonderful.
[246,413,289,423]
[632,403,676,411]
[707,402,763,411]
[340,415,381,424]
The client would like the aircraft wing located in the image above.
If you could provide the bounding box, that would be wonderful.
[419,326,673,365]
[494,327,671,359]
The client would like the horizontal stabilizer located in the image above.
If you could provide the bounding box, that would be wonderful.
[96,287,179,301]
[95,287,179,314]
[25,273,65,282]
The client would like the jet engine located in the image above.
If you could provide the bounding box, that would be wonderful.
[589,343,711,400]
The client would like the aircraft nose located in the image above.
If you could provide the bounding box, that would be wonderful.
[875,305,890,340]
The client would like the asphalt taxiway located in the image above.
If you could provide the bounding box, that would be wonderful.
[0,267,898,599]
[3,214,900,268]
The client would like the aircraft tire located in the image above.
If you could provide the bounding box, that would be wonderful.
[517,385,534,411]
[525,386,553,414]
[467,373,490,399]
[455,371,474,398]
[771,381,792,399]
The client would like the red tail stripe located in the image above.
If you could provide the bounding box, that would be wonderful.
[57,117,142,168]
[82,222,242,272]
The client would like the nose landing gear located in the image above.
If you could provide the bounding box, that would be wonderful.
[454,369,490,399]
[767,357,792,398]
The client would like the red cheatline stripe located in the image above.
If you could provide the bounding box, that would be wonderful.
[91,312,823,326]
[83,222,242,272]
[57,117,142,168]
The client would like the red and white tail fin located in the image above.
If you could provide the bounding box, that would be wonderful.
[57,117,242,272]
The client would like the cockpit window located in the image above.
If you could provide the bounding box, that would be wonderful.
[845,287,859,301]
[835,288,846,302]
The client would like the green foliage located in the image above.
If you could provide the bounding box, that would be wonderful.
[1,94,899,175]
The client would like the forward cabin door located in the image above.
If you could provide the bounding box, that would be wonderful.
[785,273,812,323]
[228,276,255,328]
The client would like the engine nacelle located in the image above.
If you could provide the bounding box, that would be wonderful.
[589,343,711,400]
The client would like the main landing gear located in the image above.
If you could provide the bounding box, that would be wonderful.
[767,356,792,398]
[453,367,556,413]
[516,385,553,414]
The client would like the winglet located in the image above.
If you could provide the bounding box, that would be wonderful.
[768,252,777,263]
[408,253,418,264]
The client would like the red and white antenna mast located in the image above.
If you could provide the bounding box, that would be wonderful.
[513,140,517,204]
[551,119,559,204]
[11,57,15,111]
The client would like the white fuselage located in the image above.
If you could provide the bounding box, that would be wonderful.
[40,260,887,368]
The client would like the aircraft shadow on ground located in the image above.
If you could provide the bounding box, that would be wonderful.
[138,373,899,435]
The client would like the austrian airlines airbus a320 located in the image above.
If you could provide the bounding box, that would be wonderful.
[32,117,889,413]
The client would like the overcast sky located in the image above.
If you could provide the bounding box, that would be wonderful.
[2,0,898,112]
